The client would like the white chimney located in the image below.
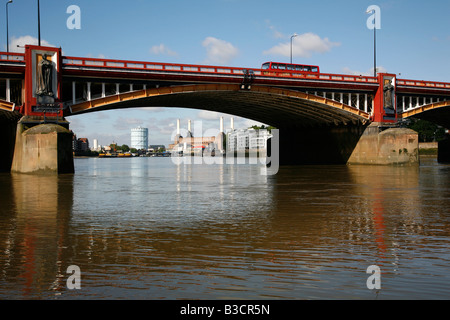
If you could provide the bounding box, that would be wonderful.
[220,117,224,133]
[230,117,234,130]
[177,119,180,135]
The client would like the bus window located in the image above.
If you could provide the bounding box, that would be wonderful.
[261,61,320,74]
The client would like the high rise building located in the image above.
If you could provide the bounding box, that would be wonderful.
[131,126,148,150]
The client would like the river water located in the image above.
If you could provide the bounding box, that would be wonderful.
[0,156,449,300]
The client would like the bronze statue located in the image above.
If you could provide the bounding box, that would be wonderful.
[383,79,394,110]
[36,54,54,97]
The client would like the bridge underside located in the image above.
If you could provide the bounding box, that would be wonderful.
[0,109,23,172]
[68,84,371,165]
[68,84,370,129]
[400,101,450,129]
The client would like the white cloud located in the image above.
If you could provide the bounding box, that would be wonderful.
[113,117,144,131]
[197,110,222,120]
[9,35,56,53]
[263,32,340,58]
[202,37,239,65]
[342,66,387,76]
[265,20,285,39]
[87,53,108,59]
[150,44,178,56]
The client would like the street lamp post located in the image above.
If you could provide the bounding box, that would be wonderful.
[366,8,377,77]
[6,0,12,52]
[373,21,376,77]
[37,0,41,46]
[290,33,297,64]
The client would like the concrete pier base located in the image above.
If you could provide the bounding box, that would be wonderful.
[11,120,74,174]
[347,123,419,166]
[438,137,450,163]
[0,111,21,172]
[279,124,367,165]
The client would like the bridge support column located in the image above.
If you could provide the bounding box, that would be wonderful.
[279,124,368,165]
[438,136,450,163]
[11,117,74,174]
[347,123,419,166]
[0,114,20,172]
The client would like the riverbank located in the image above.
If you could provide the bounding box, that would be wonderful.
[419,142,438,155]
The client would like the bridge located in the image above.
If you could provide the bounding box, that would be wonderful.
[1,45,449,173]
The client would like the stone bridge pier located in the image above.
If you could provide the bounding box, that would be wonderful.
[10,117,74,174]
[0,111,21,172]
[278,122,419,166]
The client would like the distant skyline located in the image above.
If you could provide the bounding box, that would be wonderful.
[2,0,450,146]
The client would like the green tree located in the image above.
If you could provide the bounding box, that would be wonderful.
[121,144,130,152]
[249,125,276,133]
[407,119,444,142]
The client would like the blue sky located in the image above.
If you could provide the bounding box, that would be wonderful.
[2,0,450,147]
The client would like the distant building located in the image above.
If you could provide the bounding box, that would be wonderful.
[78,138,89,151]
[228,128,270,152]
[131,126,148,150]
[149,145,166,152]
[72,135,90,152]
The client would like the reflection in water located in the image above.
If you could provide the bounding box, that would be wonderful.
[0,157,449,300]
[0,173,73,298]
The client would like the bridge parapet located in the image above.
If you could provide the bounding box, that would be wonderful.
[1,47,450,128]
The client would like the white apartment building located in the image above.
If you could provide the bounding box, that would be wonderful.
[227,128,271,152]
[131,126,149,150]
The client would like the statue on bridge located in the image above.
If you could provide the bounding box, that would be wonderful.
[383,78,395,111]
[36,54,54,97]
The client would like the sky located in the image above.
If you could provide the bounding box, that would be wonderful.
[2,0,450,147]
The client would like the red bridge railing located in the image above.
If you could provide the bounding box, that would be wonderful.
[2,51,450,89]
[396,78,450,89]
[0,52,25,62]
[62,55,379,84]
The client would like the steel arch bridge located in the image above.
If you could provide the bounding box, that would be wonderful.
[1,45,450,168]
[1,45,449,129]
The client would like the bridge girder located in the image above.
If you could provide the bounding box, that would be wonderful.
[67,84,370,128]
[400,100,450,128]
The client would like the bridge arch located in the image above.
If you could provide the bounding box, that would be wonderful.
[400,100,450,129]
[66,84,371,128]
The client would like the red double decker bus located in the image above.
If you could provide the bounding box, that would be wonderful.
[261,61,320,74]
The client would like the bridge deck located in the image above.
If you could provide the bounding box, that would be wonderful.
[2,51,450,92]
[1,51,450,127]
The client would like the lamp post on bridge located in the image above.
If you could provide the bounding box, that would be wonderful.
[290,33,297,64]
[37,0,41,46]
[6,0,12,52]
[366,6,380,77]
